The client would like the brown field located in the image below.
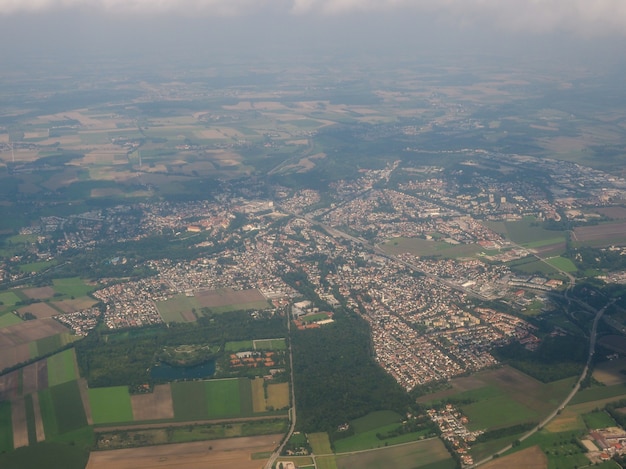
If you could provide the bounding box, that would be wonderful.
[480,445,547,469]
[11,397,28,449]
[0,343,32,372]
[53,297,97,313]
[593,357,626,386]
[16,302,60,319]
[22,286,55,300]
[195,288,266,309]
[266,383,289,411]
[0,369,20,401]
[31,392,45,442]
[545,408,585,432]
[573,221,626,244]
[595,207,626,219]
[131,384,174,422]
[0,319,69,370]
[85,434,281,469]
[21,359,48,395]
[336,438,450,469]
[251,378,266,413]
[599,335,626,354]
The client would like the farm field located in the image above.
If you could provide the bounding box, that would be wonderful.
[195,288,269,313]
[570,384,626,405]
[479,445,547,469]
[573,221,626,245]
[593,357,626,385]
[88,386,133,425]
[0,312,22,328]
[52,278,95,298]
[85,435,282,469]
[39,380,88,437]
[47,349,77,387]
[545,256,578,273]
[335,438,454,469]
[206,378,241,418]
[418,366,575,424]
[486,218,567,246]
[131,384,174,421]
[309,432,333,454]
[16,302,61,319]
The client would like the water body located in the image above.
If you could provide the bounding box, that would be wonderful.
[150,359,216,381]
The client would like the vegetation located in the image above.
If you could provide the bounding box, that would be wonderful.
[88,386,134,424]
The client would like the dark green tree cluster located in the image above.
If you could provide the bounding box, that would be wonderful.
[291,309,411,435]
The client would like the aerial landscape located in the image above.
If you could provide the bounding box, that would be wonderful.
[1,1,626,468]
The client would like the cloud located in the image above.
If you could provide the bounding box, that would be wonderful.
[1,0,626,37]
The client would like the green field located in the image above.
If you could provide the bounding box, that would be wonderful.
[0,401,13,452]
[156,295,200,323]
[463,395,538,430]
[239,377,254,416]
[570,384,626,405]
[171,381,209,420]
[39,380,88,437]
[336,438,454,469]
[47,349,77,387]
[225,340,254,351]
[208,300,270,314]
[309,432,333,454]
[487,218,567,246]
[506,257,561,276]
[351,410,403,433]
[206,379,241,418]
[500,430,590,469]
[0,291,22,307]
[582,411,617,429]
[0,442,90,469]
[89,386,133,424]
[334,424,431,453]
[254,338,287,351]
[546,256,578,273]
[52,278,95,298]
[0,312,22,327]
[35,333,74,357]
[19,260,57,273]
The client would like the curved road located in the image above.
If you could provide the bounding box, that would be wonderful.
[471,297,615,468]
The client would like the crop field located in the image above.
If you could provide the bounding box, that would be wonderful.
[593,357,626,385]
[86,435,282,469]
[171,381,209,420]
[195,288,269,313]
[47,349,77,387]
[503,430,590,469]
[39,380,88,437]
[420,367,574,430]
[480,445,547,469]
[309,432,333,454]
[334,423,430,453]
[22,360,48,396]
[486,218,567,246]
[570,384,626,405]
[545,256,578,273]
[316,455,339,469]
[506,257,560,276]
[0,401,13,452]
[351,410,402,433]
[17,302,61,319]
[53,297,97,313]
[156,295,200,323]
[0,319,70,371]
[51,278,95,298]
[251,377,265,413]
[573,221,626,245]
[598,335,626,353]
[582,411,616,429]
[89,386,133,425]
[336,438,454,469]
[34,331,74,356]
[0,291,23,306]
[206,378,241,418]
[0,312,22,328]
[266,382,289,411]
[253,338,287,350]
[130,384,174,421]
[225,340,254,351]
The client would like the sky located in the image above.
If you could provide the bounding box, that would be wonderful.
[0,0,625,70]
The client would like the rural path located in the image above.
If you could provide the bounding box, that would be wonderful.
[471,297,615,468]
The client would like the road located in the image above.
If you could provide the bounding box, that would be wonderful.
[264,311,297,469]
[471,297,615,468]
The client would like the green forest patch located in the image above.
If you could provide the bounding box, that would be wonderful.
[89,386,133,424]
[47,349,77,387]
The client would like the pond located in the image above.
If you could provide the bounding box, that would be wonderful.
[150,359,216,381]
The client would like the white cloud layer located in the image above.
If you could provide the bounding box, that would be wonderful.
[1,0,626,36]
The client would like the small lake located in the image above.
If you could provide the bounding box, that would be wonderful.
[150,359,215,381]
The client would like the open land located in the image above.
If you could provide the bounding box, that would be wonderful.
[85,435,282,469]
[131,384,174,422]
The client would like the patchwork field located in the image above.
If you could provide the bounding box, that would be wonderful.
[22,287,56,300]
[0,319,70,371]
[39,380,88,438]
[16,302,60,319]
[573,221,626,245]
[480,445,547,469]
[47,349,77,387]
[85,435,282,469]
